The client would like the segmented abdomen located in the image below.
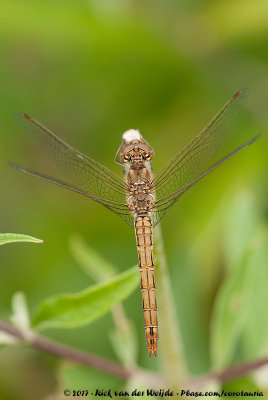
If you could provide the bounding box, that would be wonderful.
[135,215,158,356]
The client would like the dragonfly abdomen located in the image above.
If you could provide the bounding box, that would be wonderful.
[135,215,158,357]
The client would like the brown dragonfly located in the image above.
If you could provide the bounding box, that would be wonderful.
[11,89,259,356]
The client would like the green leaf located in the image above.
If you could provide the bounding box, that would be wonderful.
[70,236,138,364]
[10,292,32,336]
[0,233,43,246]
[222,188,260,268]
[210,248,251,368]
[33,265,139,330]
[210,228,268,369]
[240,230,268,360]
[69,235,117,281]
[210,188,266,369]
[109,317,137,367]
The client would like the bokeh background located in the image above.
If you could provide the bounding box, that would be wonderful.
[0,0,268,399]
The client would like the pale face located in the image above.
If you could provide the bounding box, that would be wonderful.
[115,129,154,165]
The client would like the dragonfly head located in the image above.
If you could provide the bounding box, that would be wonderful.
[115,129,154,165]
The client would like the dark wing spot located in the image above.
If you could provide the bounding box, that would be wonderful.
[21,113,33,120]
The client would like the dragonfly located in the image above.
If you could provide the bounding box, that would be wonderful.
[11,89,259,357]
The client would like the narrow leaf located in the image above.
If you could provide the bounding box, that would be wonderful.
[240,231,268,360]
[69,235,116,281]
[0,332,18,345]
[10,292,32,337]
[109,318,137,367]
[33,265,139,330]
[210,229,267,369]
[210,248,252,368]
[222,188,260,268]
[0,233,43,246]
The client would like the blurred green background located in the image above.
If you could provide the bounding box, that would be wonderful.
[1,0,268,399]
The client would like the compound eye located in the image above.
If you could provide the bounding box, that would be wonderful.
[124,154,131,162]
[144,152,151,160]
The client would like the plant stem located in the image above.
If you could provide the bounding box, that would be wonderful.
[153,223,184,388]
[193,356,268,387]
[1,318,268,387]
[0,319,164,386]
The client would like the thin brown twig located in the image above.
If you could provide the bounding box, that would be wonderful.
[1,318,268,387]
[193,356,268,387]
[0,319,164,386]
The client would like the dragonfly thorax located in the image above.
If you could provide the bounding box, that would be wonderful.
[126,168,155,215]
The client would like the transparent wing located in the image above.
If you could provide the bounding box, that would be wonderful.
[151,89,259,226]
[151,135,259,226]
[12,113,134,227]
[153,89,246,196]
